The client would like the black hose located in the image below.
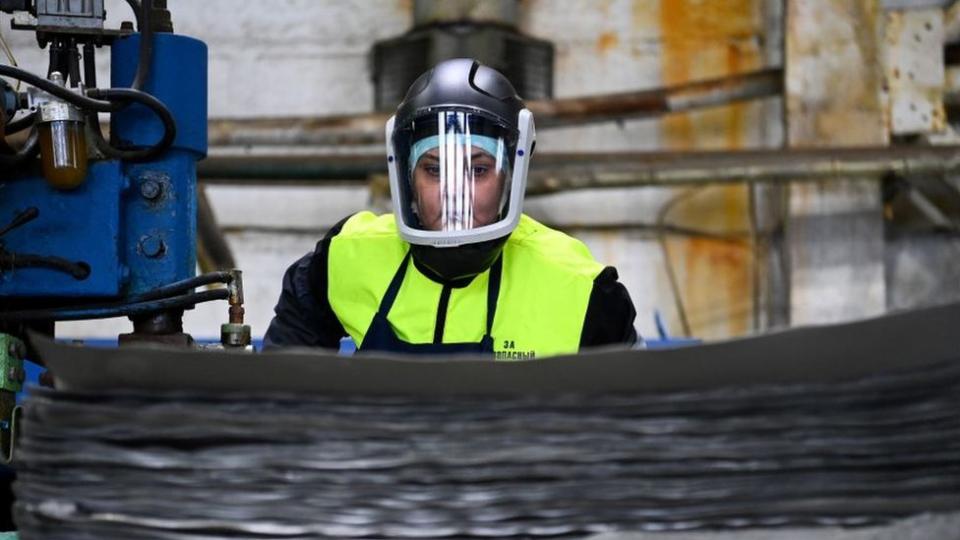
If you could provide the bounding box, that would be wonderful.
[0,270,230,309]
[0,270,228,311]
[0,207,39,238]
[82,43,97,88]
[67,39,81,88]
[125,0,143,31]
[0,289,229,321]
[130,0,153,91]
[0,251,89,280]
[0,63,117,112]
[0,60,178,162]
[4,111,37,135]
[2,0,169,162]
[47,40,65,79]
[125,271,233,304]
[86,87,176,162]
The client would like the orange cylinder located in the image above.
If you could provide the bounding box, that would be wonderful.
[38,120,88,190]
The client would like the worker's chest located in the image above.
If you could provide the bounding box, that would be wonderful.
[385,266,584,358]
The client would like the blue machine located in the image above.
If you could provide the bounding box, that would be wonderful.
[0,33,207,299]
[0,3,249,532]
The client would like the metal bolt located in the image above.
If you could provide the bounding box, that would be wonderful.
[140,179,162,200]
[139,236,166,258]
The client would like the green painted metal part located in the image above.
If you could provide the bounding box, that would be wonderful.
[0,334,24,394]
[0,333,24,463]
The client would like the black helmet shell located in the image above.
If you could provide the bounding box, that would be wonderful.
[395,58,525,130]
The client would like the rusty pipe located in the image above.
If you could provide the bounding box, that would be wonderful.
[528,68,782,128]
[205,68,783,147]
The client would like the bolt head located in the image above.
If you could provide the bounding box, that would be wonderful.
[140,179,162,200]
[139,236,166,258]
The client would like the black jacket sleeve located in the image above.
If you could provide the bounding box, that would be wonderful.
[262,218,349,350]
[579,266,639,349]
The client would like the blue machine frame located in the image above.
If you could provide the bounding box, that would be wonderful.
[0,33,207,299]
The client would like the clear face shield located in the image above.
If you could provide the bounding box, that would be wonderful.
[398,111,513,232]
[387,108,536,247]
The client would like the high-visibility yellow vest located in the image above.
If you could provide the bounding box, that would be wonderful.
[327,212,604,358]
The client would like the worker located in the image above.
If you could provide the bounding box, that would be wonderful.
[264,58,637,357]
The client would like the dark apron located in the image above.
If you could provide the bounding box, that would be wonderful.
[358,252,502,355]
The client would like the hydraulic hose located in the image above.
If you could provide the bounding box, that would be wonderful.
[0,66,177,162]
[0,251,89,280]
[129,0,153,92]
[0,64,115,112]
[0,1,172,162]
[87,87,176,162]
[125,0,143,32]
[124,271,234,304]
[3,111,36,135]
[0,289,229,321]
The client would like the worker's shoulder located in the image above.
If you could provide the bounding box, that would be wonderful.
[507,214,603,278]
[333,211,399,239]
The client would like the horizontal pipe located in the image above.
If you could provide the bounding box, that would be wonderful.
[525,146,960,194]
[198,146,960,193]
[206,68,783,147]
[199,154,386,181]
[528,68,782,128]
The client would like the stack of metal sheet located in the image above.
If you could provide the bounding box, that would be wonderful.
[12,302,960,539]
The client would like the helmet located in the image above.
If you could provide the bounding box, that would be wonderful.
[385,58,536,282]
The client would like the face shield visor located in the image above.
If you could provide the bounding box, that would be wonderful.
[386,108,535,247]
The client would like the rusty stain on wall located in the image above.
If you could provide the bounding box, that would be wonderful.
[658,0,761,339]
[785,0,887,147]
[596,31,620,54]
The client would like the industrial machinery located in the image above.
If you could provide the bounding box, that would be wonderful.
[0,0,250,472]
[370,0,553,111]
